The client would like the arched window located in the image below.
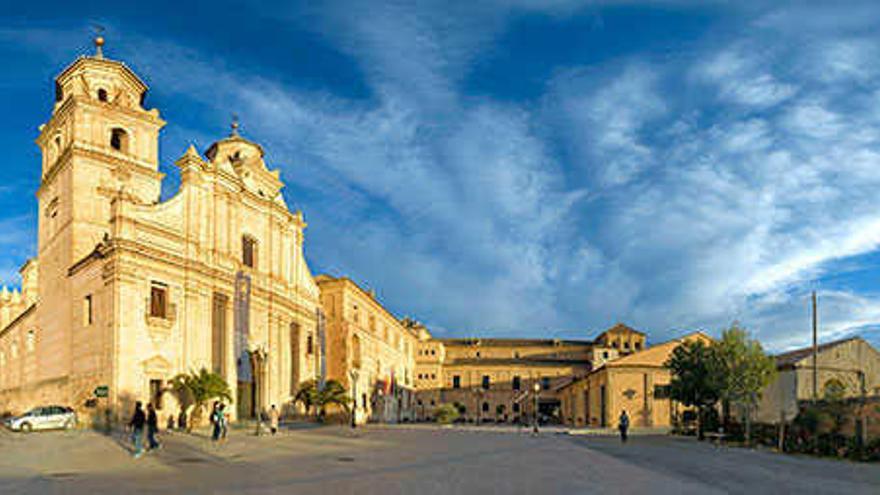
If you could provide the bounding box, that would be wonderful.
[823,378,847,401]
[110,128,128,152]
[97,88,108,102]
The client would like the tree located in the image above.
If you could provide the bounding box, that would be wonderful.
[170,367,232,432]
[293,380,319,417]
[666,339,723,440]
[435,403,460,424]
[294,379,351,421]
[316,379,351,420]
[714,325,776,446]
[496,404,506,422]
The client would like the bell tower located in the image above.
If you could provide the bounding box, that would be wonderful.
[35,35,165,267]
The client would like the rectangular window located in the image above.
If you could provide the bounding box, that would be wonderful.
[512,376,521,391]
[150,284,167,318]
[452,375,461,389]
[84,294,93,326]
[541,377,551,390]
[242,236,256,268]
[513,402,520,413]
[307,333,314,355]
[482,375,490,390]
[150,379,163,410]
[654,384,672,399]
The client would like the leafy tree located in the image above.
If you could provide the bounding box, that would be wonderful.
[666,339,723,440]
[714,324,776,445]
[435,403,460,424]
[293,380,319,417]
[316,379,351,420]
[170,367,232,432]
[294,379,351,421]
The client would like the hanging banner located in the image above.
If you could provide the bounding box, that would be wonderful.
[234,271,252,382]
[317,307,327,390]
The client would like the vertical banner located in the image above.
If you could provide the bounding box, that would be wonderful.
[317,307,327,391]
[234,271,252,382]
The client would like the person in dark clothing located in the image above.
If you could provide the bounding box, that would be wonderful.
[129,401,146,458]
[618,410,630,443]
[211,402,221,442]
[178,409,187,431]
[146,403,160,450]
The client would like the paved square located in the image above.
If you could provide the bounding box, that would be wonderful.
[0,426,878,494]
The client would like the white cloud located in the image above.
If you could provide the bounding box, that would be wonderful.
[4,2,880,351]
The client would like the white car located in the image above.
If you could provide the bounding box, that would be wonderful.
[5,405,77,432]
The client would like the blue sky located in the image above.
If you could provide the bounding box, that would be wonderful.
[3,0,880,351]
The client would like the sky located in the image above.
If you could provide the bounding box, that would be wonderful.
[2,0,880,351]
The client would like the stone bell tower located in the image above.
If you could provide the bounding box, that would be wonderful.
[31,36,167,382]
[35,35,166,269]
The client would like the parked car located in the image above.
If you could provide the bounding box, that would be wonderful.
[4,406,77,432]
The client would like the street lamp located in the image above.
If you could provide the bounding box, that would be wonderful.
[533,382,541,434]
[349,369,359,429]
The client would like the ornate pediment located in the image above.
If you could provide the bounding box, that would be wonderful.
[141,355,172,374]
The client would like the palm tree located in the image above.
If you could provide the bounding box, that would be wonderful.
[293,380,319,418]
[316,379,350,420]
[170,367,232,432]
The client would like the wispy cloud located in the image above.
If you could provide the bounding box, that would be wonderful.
[3,2,880,351]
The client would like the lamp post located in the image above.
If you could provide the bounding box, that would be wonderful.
[349,369,359,430]
[533,382,541,434]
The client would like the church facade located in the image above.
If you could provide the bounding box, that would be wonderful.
[0,40,323,422]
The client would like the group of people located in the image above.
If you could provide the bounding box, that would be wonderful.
[126,401,286,457]
[128,402,161,458]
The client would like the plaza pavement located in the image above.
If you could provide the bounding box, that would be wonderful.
[0,423,877,494]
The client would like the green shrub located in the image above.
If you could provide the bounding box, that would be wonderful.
[435,403,460,424]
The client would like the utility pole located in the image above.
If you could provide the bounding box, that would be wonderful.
[812,291,818,401]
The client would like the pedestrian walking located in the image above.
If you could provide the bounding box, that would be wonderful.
[178,409,187,431]
[210,402,221,442]
[618,410,630,443]
[269,404,280,435]
[219,403,229,442]
[146,403,160,450]
[129,401,146,458]
[167,414,175,432]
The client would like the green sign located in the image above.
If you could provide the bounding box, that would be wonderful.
[94,386,109,398]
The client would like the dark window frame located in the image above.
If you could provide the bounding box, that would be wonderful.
[149,284,168,319]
